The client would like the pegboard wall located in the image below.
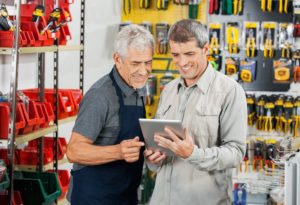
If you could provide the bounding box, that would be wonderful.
[208,0,293,91]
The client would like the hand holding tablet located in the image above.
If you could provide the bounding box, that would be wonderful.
[139,118,185,156]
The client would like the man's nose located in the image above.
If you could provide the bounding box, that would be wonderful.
[177,56,188,68]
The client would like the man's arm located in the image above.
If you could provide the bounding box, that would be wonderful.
[67,132,144,165]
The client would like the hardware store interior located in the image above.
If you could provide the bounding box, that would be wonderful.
[1,0,300,204]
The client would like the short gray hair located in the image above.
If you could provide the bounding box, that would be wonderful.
[114,24,154,58]
[168,19,208,48]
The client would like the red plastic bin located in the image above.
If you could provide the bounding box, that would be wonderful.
[33,103,46,130]
[22,89,76,119]
[0,102,26,139]
[24,31,35,46]
[28,136,67,160]
[59,25,71,45]
[0,149,18,165]
[17,147,53,165]
[0,191,24,205]
[18,101,39,134]
[65,89,82,115]
[0,31,27,47]
[38,102,55,128]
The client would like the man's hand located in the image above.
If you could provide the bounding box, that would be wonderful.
[154,128,194,159]
[119,137,144,163]
[144,149,166,164]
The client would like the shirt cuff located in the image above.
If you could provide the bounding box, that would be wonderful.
[185,145,205,162]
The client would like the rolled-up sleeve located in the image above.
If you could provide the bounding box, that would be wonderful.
[186,84,247,171]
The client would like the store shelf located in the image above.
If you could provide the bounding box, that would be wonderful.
[0,47,13,55]
[15,156,69,172]
[15,125,57,145]
[58,45,84,51]
[58,116,77,125]
[0,45,83,55]
[19,46,57,53]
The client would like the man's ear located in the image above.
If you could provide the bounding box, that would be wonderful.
[203,43,209,55]
[113,52,122,69]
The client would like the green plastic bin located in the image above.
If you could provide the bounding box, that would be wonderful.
[13,171,61,205]
[0,172,10,191]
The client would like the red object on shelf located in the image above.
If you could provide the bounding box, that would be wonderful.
[22,89,76,119]
[28,136,67,160]
[24,31,35,46]
[0,102,26,139]
[33,103,46,130]
[0,149,18,164]
[0,103,9,139]
[0,31,27,47]
[59,25,71,45]
[0,191,24,205]
[17,147,53,165]
[38,102,55,128]
[18,101,38,134]
[48,169,70,199]
[64,89,82,115]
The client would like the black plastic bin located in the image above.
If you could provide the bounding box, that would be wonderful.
[13,171,61,205]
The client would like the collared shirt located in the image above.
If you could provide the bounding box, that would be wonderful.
[148,63,247,205]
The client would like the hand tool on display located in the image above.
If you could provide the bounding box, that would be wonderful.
[209,31,220,54]
[225,57,239,76]
[124,0,132,14]
[274,66,291,82]
[294,64,300,82]
[227,25,239,54]
[32,5,45,26]
[146,75,157,106]
[262,101,275,132]
[189,0,200,19]
[51,10,71,33]
[208,55,222,71]
[240,141,249,172]
[253,138,264,171]
[233,183,247,205]
[140,0,150,9]
[256,96,266,130]
[233,0,243,15]
[240,59,256,83]
[173,0,189,4]
[222,0,233,15]
[294,24,300,37]
[265,139,276,173]
[279,23,293,59]
[157,0,169,10]
[40,8,62,35]
[0,3,14,31]
[209,0,220,14]
[263,29,274,58]
[275,95,285,132]
[261,0,272,12]
[281,96,294,134]
[246,94,255,126]
[292,97,300,137]
[246,29,256,57]
[156,23,169,54]
[279,0,289,13]
[140,22,152,34]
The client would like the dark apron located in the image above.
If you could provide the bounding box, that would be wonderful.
[71,70,145,205]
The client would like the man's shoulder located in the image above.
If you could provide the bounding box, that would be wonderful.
[212,70,241,94]
[85,74,114,97]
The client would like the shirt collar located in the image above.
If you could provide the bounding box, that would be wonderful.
[178,63,215,94]
[112,66,147,97]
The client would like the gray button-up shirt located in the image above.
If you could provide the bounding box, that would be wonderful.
[148,63,247,205]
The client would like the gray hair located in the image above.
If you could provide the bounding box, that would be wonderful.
[168,19,209,48]
[114,24,154,58]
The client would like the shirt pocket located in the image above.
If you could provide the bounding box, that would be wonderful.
[193,106,221,147]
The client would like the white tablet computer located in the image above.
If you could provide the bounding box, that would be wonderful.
[139,118,184,156]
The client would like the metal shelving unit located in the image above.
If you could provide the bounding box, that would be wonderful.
[0,0,85,204]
